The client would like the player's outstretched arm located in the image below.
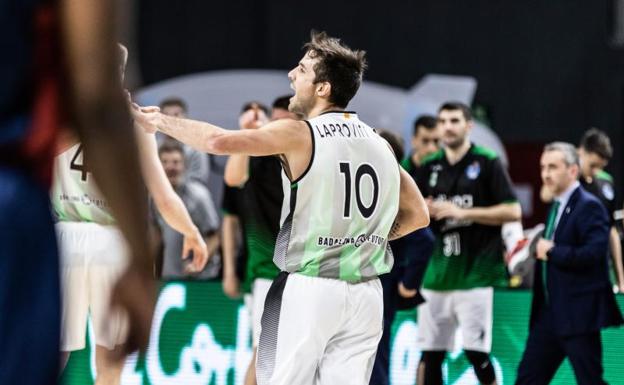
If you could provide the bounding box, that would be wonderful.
[134,107,308,157]
[135,127,208,273]
[389,168,430,240]
[60,0,155,355]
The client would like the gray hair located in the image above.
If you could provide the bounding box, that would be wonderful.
[544,141,579,167]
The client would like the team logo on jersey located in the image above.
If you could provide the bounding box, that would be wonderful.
[429,171,438,187]
[429,165,443,187]
[602,184,615,201]
[466,161,481,180]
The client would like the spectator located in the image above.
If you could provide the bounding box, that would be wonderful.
[401,115,441,178]
[158,97,211,187]
[151,142,221,279]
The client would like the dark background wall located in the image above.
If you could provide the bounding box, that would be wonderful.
[138,0,623,202]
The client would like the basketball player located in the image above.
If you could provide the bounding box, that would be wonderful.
[133,31,429,385]
[1,1,155,384]
[54,44,208,385]
[416,102,521,385]
[577,129,624,292]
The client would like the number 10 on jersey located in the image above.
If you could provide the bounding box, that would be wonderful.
[339,162,379,219]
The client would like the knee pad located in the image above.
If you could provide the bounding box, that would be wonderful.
[419,351,446,385]
[464,350,495,384]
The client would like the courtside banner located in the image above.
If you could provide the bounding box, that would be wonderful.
[61,281,624,385]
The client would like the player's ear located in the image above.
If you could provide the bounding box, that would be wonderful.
[466,119,474,131]
[316,81,331,99]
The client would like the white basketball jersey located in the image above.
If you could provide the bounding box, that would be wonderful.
[275,111,400,282]
[51,143,115,225]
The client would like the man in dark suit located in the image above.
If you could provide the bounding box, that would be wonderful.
[516,142,623,385]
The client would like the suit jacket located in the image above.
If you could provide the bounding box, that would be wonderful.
[531,186,623,336]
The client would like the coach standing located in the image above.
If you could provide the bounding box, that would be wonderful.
[516,142,623,385]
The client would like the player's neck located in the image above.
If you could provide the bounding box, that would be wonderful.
[444,140,471,165]
[307,103,343,119]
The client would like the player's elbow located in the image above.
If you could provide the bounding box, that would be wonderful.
[402,204,430,235]
[506,203,522,222]
[224,172,247,187]
[206,133,231,155]
[414,205,430,230]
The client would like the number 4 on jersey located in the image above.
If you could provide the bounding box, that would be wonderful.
[70,145,91,182]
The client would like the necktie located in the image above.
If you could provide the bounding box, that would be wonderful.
[541,200,560,303]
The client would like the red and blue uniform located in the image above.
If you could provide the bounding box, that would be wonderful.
[0,0,64,383]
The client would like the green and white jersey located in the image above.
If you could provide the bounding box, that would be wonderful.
[51,143,115,225]
[275,111,400,282]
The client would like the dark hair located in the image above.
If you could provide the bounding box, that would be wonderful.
[377,129,404,162]
[579,128,613,160]
[303,31,367,108]
[413,115,438,136]
[272,95,293,111]
[241,101,269,115]
[158,141,185,160]
[438,101,472,121]
[159,97,188,112]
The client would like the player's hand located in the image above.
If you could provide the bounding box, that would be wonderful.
[182,229,209,274]
[223,273,241,299]
[239,106,269,130]
[535,238,554,261]
[109,265,156,360]
[398,282,418,298]
[131,102,161,133]
[430,201,465,220]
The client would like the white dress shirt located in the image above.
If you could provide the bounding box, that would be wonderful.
[552,180,580,240]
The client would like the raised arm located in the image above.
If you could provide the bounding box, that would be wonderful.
[223,108,269,187]
[134,127,208,272]
[389,167,430,240]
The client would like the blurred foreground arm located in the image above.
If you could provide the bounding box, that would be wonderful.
[60,0,154,354]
